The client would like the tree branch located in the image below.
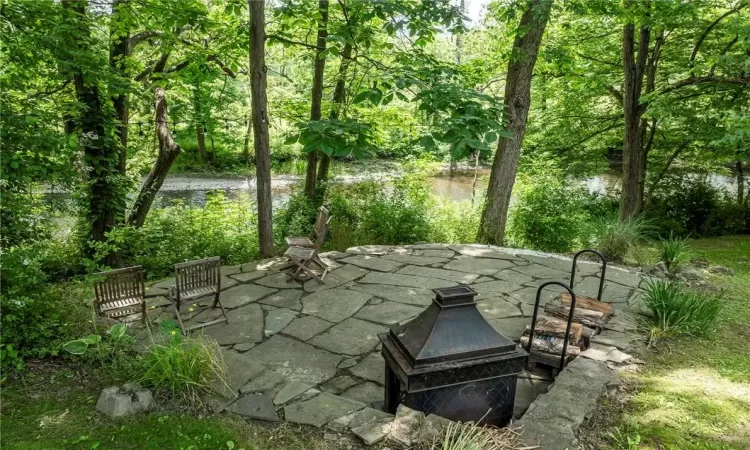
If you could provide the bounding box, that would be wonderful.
[690,4,747,66]
[659,75,749,96]
[267,34,320,50]
[606,85,623,105]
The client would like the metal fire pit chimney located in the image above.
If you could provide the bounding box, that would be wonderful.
[379,286,527,426]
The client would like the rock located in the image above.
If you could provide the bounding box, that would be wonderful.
[357,272,457,289]
[643,261,668,277]
[258,290,304,310]
[708,265,735,276]
[352,419,392,445]
[245,335,341,384]
[346,245,392,255]
[304,264,370,293]
[413,249,454,258]
[339,358,358,369]
[354,301,423,325]
[340,255,404,272]
[347,284,434,306]
[309,318,386,356]
[281,315,334,341]
[239,369,287,396]
[319,251,350,260]
[274,381,313,405]
[513,377,551,419]
[230,394,280,422]
[341,382,383,404]
[203,303,264,346]
[381,254,450,266]
[229,270,267,283]
[476,297,524,320]
[255,273,302,289]
[388,404,424,446]
[690,258,710,268]
[322,376,358,395]
[674,266,703,282]
[96,385,153,418]
[221,265,242,276]
[265,308,297,336]
[302,288,372,323]
[448,245,521,261]
[349,353,385,384]
[349,407,394,429]
[234,342,256,352]
[396,265,480,284]
[417,414,453,444]
[327,412,357,431]
[284,393,366,427]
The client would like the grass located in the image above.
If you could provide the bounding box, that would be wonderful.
[658,233,691,271]
[595,216,653,262]
[586,235,750,450]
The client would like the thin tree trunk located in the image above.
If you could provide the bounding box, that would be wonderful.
[109,0,129,175]
[738,160,745,206]
[243,115,253,164]
[304,0,329,199]
[249,0,274,257]
[472,150,480,205]
[193,88,208,162]
[645,139,689,203]
[128,84,182,227]
[63,0,123,265]
[619,2,651,220]
[477,0,553,245]
[317,42,352,184]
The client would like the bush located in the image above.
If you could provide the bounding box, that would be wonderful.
[427,197,483,244]
[595,216,653,262]
[648,175,747,237]
[507,171,595,253]
[139,323,227,406]
[658,232,691,271]
[642,278,722,343]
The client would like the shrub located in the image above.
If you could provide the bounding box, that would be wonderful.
[428,197,483,244]
[139,323,227,406]
[658,232,691,271]
[641,278,722,343]
[595,216,653,262]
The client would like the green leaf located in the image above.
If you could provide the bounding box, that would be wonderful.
[484,131,498,143]
[369,88,383,105]
[352,91,370,104]
[107,323,127,339]
[81,334,102,345]
[62,340,88,355]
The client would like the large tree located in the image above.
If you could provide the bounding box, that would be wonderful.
[250,0,274,257]
[478,0,553,245]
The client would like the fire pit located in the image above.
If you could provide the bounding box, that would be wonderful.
[379,286,528,426]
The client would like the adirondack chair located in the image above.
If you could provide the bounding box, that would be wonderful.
[285,206,329,248]
[285,215,332,283]
[169,256,228,334]
[93,266,147,324]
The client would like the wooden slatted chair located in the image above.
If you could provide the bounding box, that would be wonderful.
[285,215,332,283]
[169,256,228,334]
[285,206,329,248]
[93,266,147,324]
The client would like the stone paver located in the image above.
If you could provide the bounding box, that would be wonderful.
[354,301,423,325]
[321,376,358,394]
[255,273,301,289]
[258,290,303,310]
[229,270,267,283]
[281,315,334,341]
[310,318,386,356]
[488,317,529,339]
[358,272,457,289]
[284,392,366,427]
[396,265,480,284]
[448,244,523,261]
[471,279,519,295]
[246,335,341,384]
[349,353,385,385]
[476,297,524,320]
[342,382,383,404]
[302,288,372,323]
[204,304,264,345]
[274,381,313,405]
[265,308,297,336]
[220,284,277,309]
[443,257,516,275]
[347,284,434,306]
[304,264,369,292]
[230,394,280,422]
[382,254,450,266]
[340,255,404,272]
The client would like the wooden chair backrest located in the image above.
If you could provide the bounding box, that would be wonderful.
[313,216,332,250]
[313,206,329,239]
[93,266,145,312]
[174,256,221,295]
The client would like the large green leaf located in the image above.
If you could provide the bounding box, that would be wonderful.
[62,340,89,355]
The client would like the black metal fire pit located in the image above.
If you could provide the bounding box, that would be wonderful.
[379,286,528,426]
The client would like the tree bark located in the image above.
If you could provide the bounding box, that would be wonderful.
[243,115,253,164]
[249,0,274,257]
[63,0,124,264]
[737,160,745,206]
[619,2,651,220]
[317,42,352,184]
[193,88,208,162]
[109,0,129,175]
[477,0,553,245]
[128,85,182,227]
[304,0,329,199]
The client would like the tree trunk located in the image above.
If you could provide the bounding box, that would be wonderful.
[243,115,253,164]
[249,0,274,257]
[477,0,553,245]
[193,88,208,162]
[471,150,480,205]
[304,0,329,199]
[63,0,124,264]
[128,85,182,227]
[738,160,745,206]
[619,3,651,220]
[317,42,352,184]
[109,0,129,176]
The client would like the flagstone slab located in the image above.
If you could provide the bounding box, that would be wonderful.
[258,290,303,311]
[494,269,534,285]
[221,265,241,276]
[305,264,370,293]
[151,278,175,290]
[221,284,277,309]
[382,254,451,266]
[342,382,383,404]
[346,245,393,255]
[488,317,529,340]
[349,353,385,385]
[518,254,575,272]
[347,284,434,306]
[319,251,350,260]
[413,249,455,258]
[603,268,643,287]
[303,288,372,323]
[448,245,524,261]
[284,392,366,427]
[281,315,334,341]
[509,286,567,306]
[239,368,288,396]
[230,394,280,422]
[229,271,267,283]
[512,264,570,280]
[396,265,480,284]
[340,255,404,272]
[358,272,457,289]
[443,257,516,275]
[245,335,341,384]
[265,308,297,336]
[354,301,424,325]
[255,273,302,289]
[476,297,524,320]
[204,303,264,346]
[242,258,293,273]
[310,318,387,356]
[471,279,520,295]
[321,376,358,394]
[145,286,168,298]
[213,349,266,400]
[274,381,313,405]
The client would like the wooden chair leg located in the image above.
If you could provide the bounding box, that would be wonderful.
[298,259,324,283]
[212,292,229,323]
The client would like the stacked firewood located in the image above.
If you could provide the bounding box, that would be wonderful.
[520,293,614,367]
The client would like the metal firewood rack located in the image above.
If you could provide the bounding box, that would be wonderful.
[570,249,608,301]
[527,281,577,373]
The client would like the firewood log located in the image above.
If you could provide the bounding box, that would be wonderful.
[520,336,581,356]
[544,303,605,327]
[523,315,583,342]
[560,293,614,317]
